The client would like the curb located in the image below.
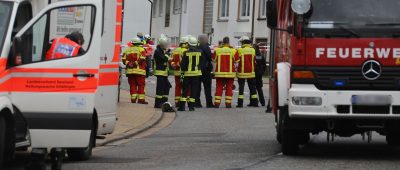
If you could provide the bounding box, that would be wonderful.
[96,109,164,147]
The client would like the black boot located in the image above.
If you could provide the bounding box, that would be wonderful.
[154,98,161,108]
[189,102,195,111]
[178,101,186,111]
[251,99,259,107]
[237,99,243,108]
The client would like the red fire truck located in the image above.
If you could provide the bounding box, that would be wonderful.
[267,0,400,155]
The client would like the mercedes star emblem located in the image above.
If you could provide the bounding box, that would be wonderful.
[362,60,381,80]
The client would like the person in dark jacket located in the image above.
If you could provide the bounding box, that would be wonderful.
[153,36,172,108]
[178,36,205,111]
[195,35,214,108]
[254,43,266,106]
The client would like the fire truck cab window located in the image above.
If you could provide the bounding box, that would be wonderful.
[14,5,95,65]
[308,0,400,25]
[304,0,400,38]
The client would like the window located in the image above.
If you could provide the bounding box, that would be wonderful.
[15,5,95,65]
[173,0,181,14]
[182,0,187,13]
[0,2,13,55]
[219,0,229,19]
[239,0,250,20]
[165,0,171,27]
[153,0,158,17]
[259,0,267,18]
[159,0,164,17]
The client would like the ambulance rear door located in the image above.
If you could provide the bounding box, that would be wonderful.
[8,0,102,148]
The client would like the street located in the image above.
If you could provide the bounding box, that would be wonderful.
[43,77,400,169]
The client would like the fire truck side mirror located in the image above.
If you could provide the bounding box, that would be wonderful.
[266,0,278,29]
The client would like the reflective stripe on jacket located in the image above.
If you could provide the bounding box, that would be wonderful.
[237,44,256,78]
[213,46,237,78]
[153,45,170,77]
[122,46,147,75]
[45,37,81,60]
[170,47,187,76]
[181,48,203,77]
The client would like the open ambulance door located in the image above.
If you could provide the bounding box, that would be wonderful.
[8,0,102,149]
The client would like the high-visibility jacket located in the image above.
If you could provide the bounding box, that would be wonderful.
[170,47,188,76]
[213,45,238,78]
[45,37,81,60]
[181,47,204,77]
[236,44,256,78]
[143,44,153,56]
[122,45,147,75]
[153,45,170,77]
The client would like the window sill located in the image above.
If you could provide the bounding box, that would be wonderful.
[217,19,229,22]
[257,18,266,21]
[237,19,250,22]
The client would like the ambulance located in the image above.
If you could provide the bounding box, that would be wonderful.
[267,0,400,155]
[0,0,121,167]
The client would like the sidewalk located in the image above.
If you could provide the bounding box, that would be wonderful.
[96,90,163,146]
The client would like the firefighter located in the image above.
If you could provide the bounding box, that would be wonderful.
[143,34,154,77]
[122,37,148,104]
[178,36,204,111]
[212,37,238,108]
[170,36,189,107]
[153,36,172,108]
[196,35,214,108]
[236,36,258,107]
[45,31,85,60]
[254,43,266,106]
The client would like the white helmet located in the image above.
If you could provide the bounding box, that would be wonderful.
[144,34,151,39]
[158,36,169,45]
[188,36,198,46]
[180,36,189,44]
[132,37,142,44]
[240,36,250,42]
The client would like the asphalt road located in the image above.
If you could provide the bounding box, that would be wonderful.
[6,76,400,169]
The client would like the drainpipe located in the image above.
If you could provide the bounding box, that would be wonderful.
[250,0,256,42]
[178,0,183,39]
[148,0,153,36]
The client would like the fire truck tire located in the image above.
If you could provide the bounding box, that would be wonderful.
[386,132,400,146]
[281,130,299,155]
[0,117,5,168]
[67,127,94,161]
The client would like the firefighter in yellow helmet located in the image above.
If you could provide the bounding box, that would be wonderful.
[178,36,205,111]
[122,37,148,104]
[153,36,172,108]
[170,36,189,107]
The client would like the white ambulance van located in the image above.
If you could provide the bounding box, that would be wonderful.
[0,0,121,167]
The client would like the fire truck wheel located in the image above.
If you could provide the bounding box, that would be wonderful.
[386,132,400,146]
[0,117,5,168]
[281,130,299,155]
[67,127,94,161]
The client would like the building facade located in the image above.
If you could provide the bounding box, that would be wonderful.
[123,0,152,45]
[211,0,270,46]
[151,0,205,45]
[150,0,270,46]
